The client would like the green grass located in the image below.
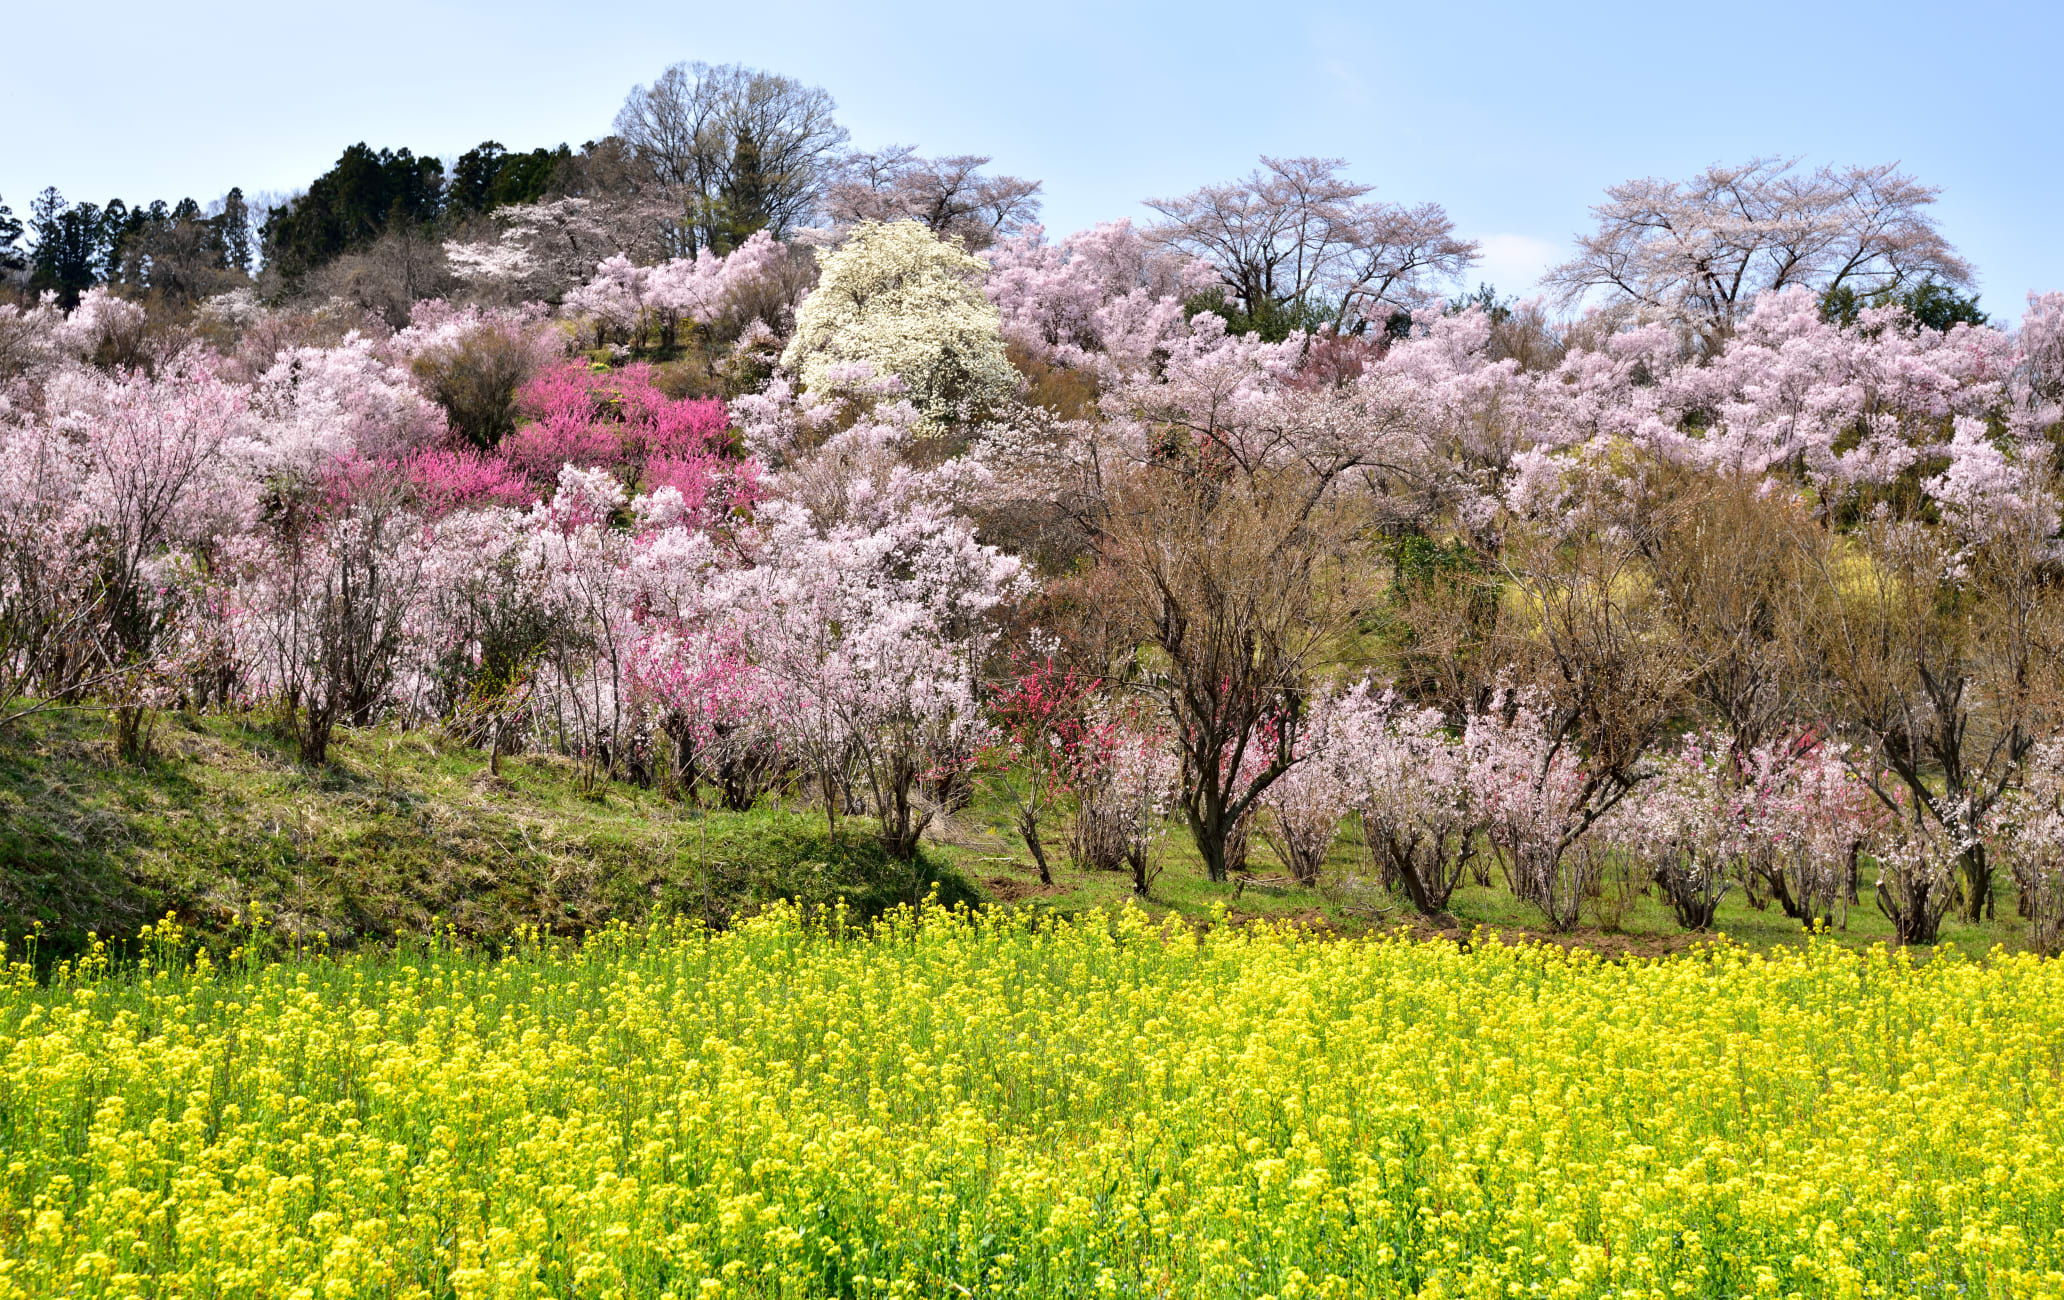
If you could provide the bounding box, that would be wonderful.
[957,785,2033,961]
[0,706,2034,963]
[0,709,974,960]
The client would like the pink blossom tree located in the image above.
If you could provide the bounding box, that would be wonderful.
[1333,683,1480,914]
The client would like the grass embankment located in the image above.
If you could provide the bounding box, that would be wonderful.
[0,710,974,959]
[3,906,2060,1298]
[0,707,2033,961]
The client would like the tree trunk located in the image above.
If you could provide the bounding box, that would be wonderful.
[1957,846,1994,923]
[1018,808,1053,887]
[113,705,152,763]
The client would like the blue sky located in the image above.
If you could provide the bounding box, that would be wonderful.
[6,0,2058,317]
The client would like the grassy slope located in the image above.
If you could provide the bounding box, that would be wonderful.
[0,709,974,958]
[0,706,2032,961]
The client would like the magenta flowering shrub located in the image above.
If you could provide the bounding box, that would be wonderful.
[402,447,536,514]
[500,361,744,521]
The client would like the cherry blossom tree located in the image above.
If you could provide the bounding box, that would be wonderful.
[824,147,1042,249]
[1334,683,1480,914]
[983,220,1212,376]
[230,464,428,765]
[1614,732,1739,931]
[1547,158,1971,346]
[67,361,253,755]
[1744,734,1884,929]
[1993,738,2064,954]
[1256,691,1353,886]
[1463,688,1631,932]
[720,493,1025,857]
[1147,156,1478,335]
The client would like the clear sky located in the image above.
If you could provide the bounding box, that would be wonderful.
[6,0,2058,317]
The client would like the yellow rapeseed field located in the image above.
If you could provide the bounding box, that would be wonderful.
[3,905,2062,1300]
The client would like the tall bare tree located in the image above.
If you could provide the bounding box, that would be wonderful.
[614,62,849,256]
[823,147,1042,249]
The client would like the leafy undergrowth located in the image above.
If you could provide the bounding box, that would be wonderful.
[0,709,974,961]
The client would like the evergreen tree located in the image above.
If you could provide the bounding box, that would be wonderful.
[0,193,24,274]
[713,127,776,253]
[259,143,446,281]
[451,141,570,215]
[450,141,510,214]
[217,188,252,273]
[28,189,108,307]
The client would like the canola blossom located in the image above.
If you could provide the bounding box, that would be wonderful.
[3,907,2063,1299]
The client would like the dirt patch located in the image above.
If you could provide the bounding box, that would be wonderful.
[1375,914,1721,961]
[1222,907,1340,936]
[984,874,1066,904]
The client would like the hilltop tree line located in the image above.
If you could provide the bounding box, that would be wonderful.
[1,61,1044,322]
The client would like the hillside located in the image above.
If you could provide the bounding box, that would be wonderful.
[1,708,2034,964]
[0,709,979,958]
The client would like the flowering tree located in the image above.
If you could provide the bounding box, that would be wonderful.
[66,361,252,754]
[443,196,674,302]
[781,220,1020,427]
[1333,683,1479,914]
[1252,692,1353,885]
[985,655,1100,885]
[231,467,428,765]
[824,147,1042,249]
[252,333,448,472]
[983,220,1211,376]
[1147,156,1478,335]
[1547,158,1970,346]
[1615,732,1739,931]
[629,622,781,808]
[1993,739,2064,954]
[1465,688,1640,932]
[1743,735,1884,929]
[1058,697,1181,896]
[0,421,104,725]
[501,361,744,519]
[721,493,1024,857]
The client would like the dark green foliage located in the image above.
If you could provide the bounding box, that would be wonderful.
[450,140,571,216]
[709,128,777,254]
[1820,277,1987,332]
[1447,282,1513,325]
[28,189,109,307]
[410,327,539,449]
[218,188,253,274]
[1183,289,1334,343]
[260,143,447,282]
[0,193,23,273]
[27,186,253,305]
[1388,533,1484,592]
